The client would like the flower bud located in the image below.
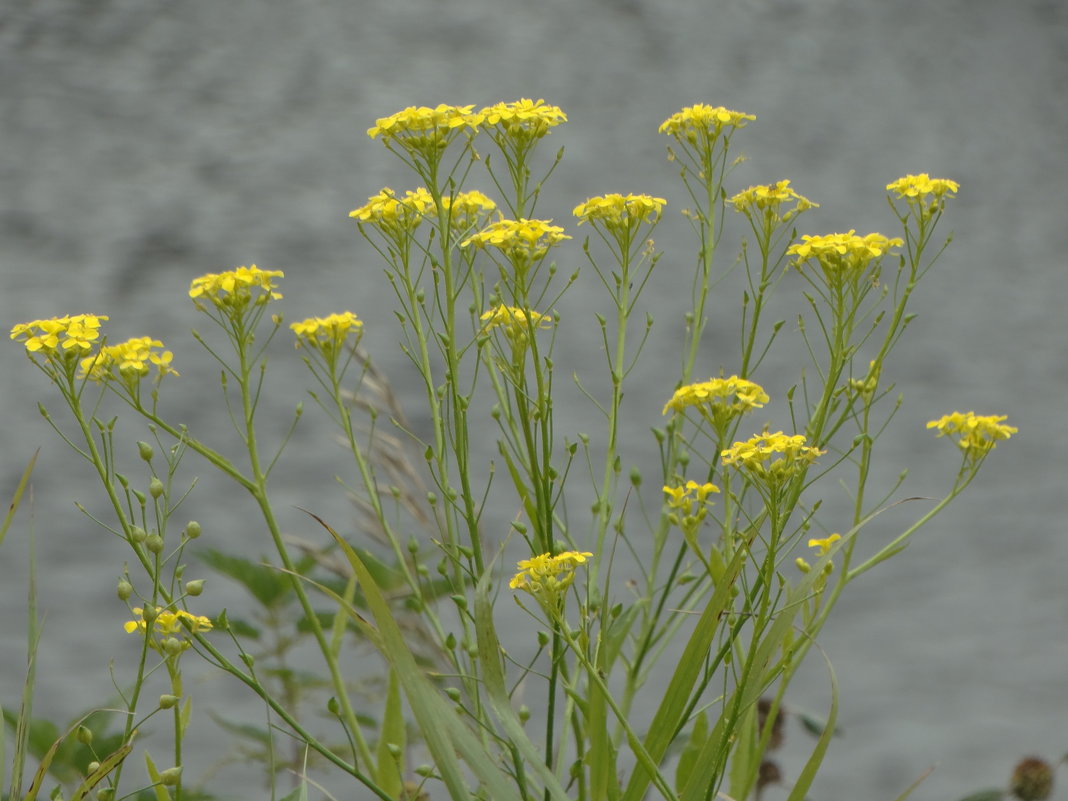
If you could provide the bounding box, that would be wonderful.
[145,532,164,554]
[96,788,114,801]
[163,637,184,656]
[327,696,340,715]
[148,477,164,499]
[87,760,101,774]
[1012,757,1054,801]
[184,579,204,597]
[445,687,461,702]
[518,705,531,723]
[137,441,154,462]
[159,694,179,709]
[76,725,93,745]
[185,521,201,539]
[116,579,133,601]
[130,526,147,544]
[159,767,182,786]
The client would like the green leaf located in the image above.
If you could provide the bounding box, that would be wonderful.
[143,750,171,801]
[0,449,37,549]
[674,709,708,794]
[198,549,292,608]
[375,670,405,798]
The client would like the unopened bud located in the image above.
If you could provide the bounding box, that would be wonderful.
[130,526,147,544]
[137,441,154,461]
[163,637,184,656]
[159,767,182,786]
[518,705,531,724]
[159,694,179,709]
[185,579,204,597]
[87,760,101,774]
[75,725,93,745]
[145,533,164,554]
[116,579,133,601]
[185,521,201,539]
[1011,757,1054,801]
[96,788,114,801]
[148,478,164,499]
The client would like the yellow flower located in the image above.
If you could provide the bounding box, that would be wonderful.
[124,607,213,635]
[350,187,435,234]
[721,431,824,487]
[662,376,769,430]
[659,105,755,142]
[509,551,592,598]
[291,311,363,356]
[787,231,902,285]
[730,180,818,223]
[480,305,551,349]
[479,99,567,141]
[886,174,959,200]
[188,265,283,311]
[573,194,667,231]
[807,533,841,555]
[663,480,720,536]
[441,190,498,231]
[462,219,571,262]
[10,314,109,356]
[367,104,481,140]
[926,411,1017,462]
[78,337,178,383]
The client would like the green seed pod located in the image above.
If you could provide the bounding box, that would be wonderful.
[145,532,164,554]
[148,477,164,499]
[137,441,154,462]
[162,637,184,656]
[75,725,93,745]
[159,767,182,786]
[159,694,179,709]
[87,760,101,774]
[96,787,114,801]
[116,579,133,601]
[185,579,205,597]
[130,526,147,544]
[185,521,201,539]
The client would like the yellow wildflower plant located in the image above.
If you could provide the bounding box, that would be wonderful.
[78,336,178,384]
[124,606,213,637]
[509,551,592,612]
[479,98,567,142]
[663,480,720,536]
[787,230,903,286]
[730,179,818,224]
[927,411,1017,464]
[11,314,109,357]
[188,265,284,312]
[461,218,571,263]
[886,173,959,201]
[291,311,363,357]
[349,187,435,238]
[573,193,667,232]
[441,190,498,232]
[659,104,756,144]
[366,104,482,161]
[721,431,825,487]
[480,305,551,349]
[662,376,769,432]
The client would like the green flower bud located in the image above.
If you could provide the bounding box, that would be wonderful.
[148,477,164,499]
[130,526,147,544]
[87,760,101,774]
[445,687,461,702]
[184,579,204,597]
[159,767,182,786]
[75,725,93,745]
[145,532,164,554]
[116,579,133,601]
[518,704,531,723]
[137,441,154,461]
[415,764,434,778]
[327,696,340,715]
[96,787,114,801]
[386,743,402,757]
[159,694,179,709]
[162,637,184,656]
[185,521,201,539]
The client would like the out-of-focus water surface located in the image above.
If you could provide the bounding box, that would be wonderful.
[2,1,1066,798]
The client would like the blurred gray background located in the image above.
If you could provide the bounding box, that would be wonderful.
[2,0,1067,799]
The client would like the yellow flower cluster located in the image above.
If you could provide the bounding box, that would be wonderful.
[797,533,842,574]
[573,194,667,230]
[10,314,108,356]
[480,305,551,348]
[188,265,284,310]
[441,190,498,230]
[509,551,593,597]
[349,187,435,234]
[659,105,756,142]
[290,311,363,356]
[730,180,818,222]
[124,606,213,635]
[662,376,769,429]
[926,411,1017,461]
[787,231,903,283]
[479,98,567,140]
[79,337,178,383]
[462,218,571,262]
[367,104,481,141]
[721,431,824,486]
[663,480,720,535]
[886,174,959,201]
